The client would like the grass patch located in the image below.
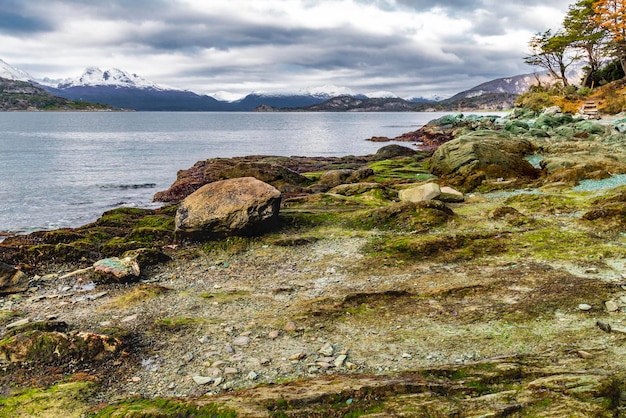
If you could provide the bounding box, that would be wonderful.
[0,381,96,418]
[367,158,433,183]
[90,398,237,418]
[201,290,251,303]
[99,284,169,310]
[364,232,506,263]
[154,316,207,330]
[509,228,624,261]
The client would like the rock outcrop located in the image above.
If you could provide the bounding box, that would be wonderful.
[430,131,538,191]
[175,177,281,240]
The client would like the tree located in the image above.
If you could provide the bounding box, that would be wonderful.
[593,0,626,74]
[524,30,577,86]
[563,0,607,86]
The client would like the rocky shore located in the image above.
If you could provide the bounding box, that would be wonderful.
[2,108,626,416]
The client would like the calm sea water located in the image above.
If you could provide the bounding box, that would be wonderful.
[0,111,457,234]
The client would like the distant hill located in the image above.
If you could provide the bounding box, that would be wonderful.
[256,95,420,112]
[0,77,116,111]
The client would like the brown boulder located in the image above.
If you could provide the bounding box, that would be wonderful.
[175,177,281,240]
[0,262,28,294]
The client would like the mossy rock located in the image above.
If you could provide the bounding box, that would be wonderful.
[489,206,533,227]
[122,248,170,268]
[0,330,123,364]
[351,201,453,232]
[366,232,506,262]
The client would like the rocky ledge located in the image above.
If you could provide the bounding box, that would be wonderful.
[3,108,626,416]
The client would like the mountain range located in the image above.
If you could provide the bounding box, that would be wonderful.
[0,58,545,111]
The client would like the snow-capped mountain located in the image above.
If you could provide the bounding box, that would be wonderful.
[0,58,35,82]
[54,67,169,90]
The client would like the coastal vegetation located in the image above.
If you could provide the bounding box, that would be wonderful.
[0,77,116,111]
[2,2,626,416]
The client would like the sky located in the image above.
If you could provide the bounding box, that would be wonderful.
[0,0,573,100]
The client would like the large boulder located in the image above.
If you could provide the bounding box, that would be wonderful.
[0,262,28,294]
[429,131,538,191]
[399,183,441,203]
[175,177,281,240]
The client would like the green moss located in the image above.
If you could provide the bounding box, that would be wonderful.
[348,201,452,232]
[0,381,96,418]
[95,207,152,228]
[201,290,251,302]
[90,398,237,418]
[365,232,506,262]
[154,316,206,330]
[367,158,433,183]
[510,228,623,260]
[504,193,585,215]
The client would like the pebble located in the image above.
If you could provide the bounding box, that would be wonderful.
[284,321,297,332]
[316,362,333,369]
[345,362,358,370]
[289,352,306,361]
[605,301,619,312]
[401,353,412,359]
[206,368,221,377]
[224,367,238,375]
[213,377,223,387]
[268,330,280,339]
[183,352,194,362]
[6,318,29,329]
[232,336,250,346]
[121,314,138,323]
[577,350,594,359]
[334,355,347,368]
[318,342,334,356]
[247,371,258,381]
[198,336,210,343]
[212,360,226,368]
[578,304,592,311]
[192,375,213,385]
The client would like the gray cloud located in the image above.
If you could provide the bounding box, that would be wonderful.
[0,0,574,98]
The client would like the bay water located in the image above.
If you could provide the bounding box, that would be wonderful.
[0,111,455,234]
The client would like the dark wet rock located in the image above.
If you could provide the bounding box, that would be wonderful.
[429,131,538,191]
[175,177,281,241]
[217,161,312,193]
[373,144,417,159]
[0,262,28,294]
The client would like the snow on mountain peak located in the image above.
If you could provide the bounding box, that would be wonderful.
[364,91,399,99]
[0,58,35,82]
[57,67,167,90]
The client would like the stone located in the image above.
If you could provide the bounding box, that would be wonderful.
[175,177,281,240]
[318,342,334,357]
[318,168,373,188]
[232,336,251,346]
[578,303,592,311]
[247,371,258,380]
[284,321,297,332]
[0,262,29,295]
[438,186,465,203]
[605,300,619,312]
[398,183,441,203]
[334,354,347,368]
[6,318,29,329]
[192,375,213,385]
[577,350,594,359]
[373,144,416,159]
[224,367,238,375]
[93,256,140,282]
[268,330,280,339]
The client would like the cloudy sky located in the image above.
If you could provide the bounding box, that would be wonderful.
[0,0,572,100]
